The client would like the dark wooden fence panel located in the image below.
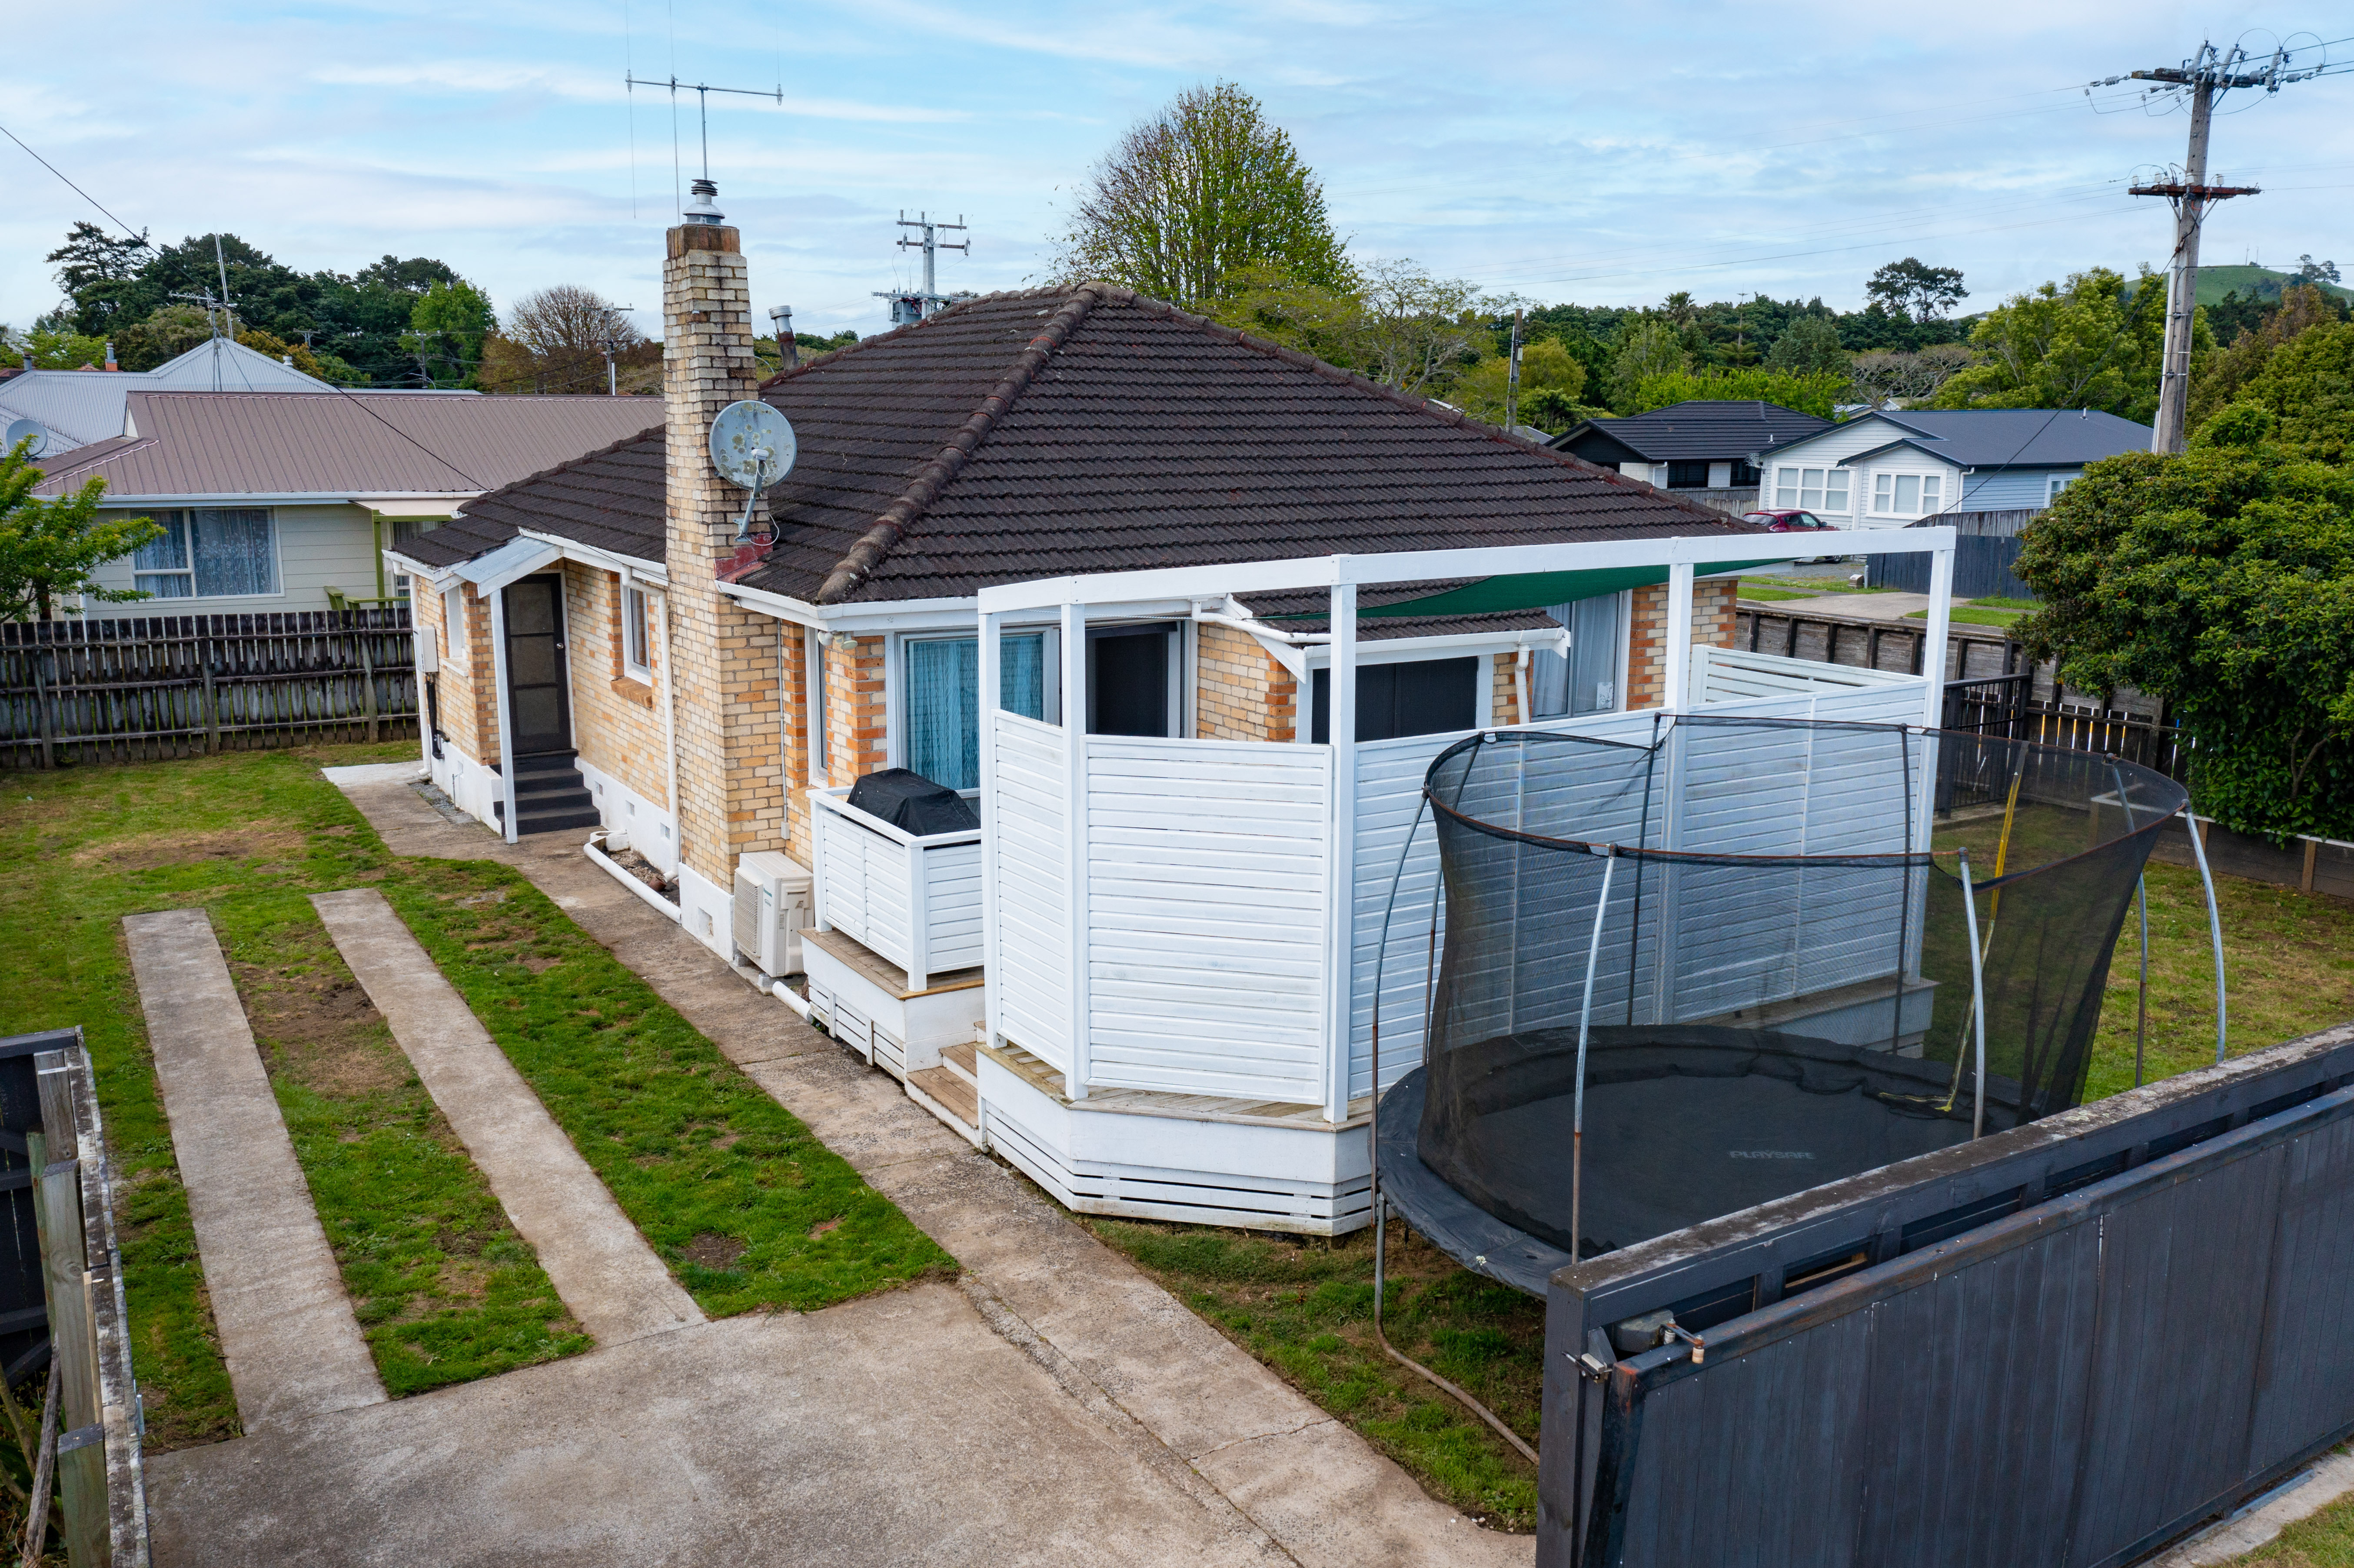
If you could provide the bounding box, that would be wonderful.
[1868,534,2034,600]
[0,609,415,768]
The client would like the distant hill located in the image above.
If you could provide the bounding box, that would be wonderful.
[2132,265,2354,307]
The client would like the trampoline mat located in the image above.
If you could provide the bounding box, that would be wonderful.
[1420,1025,2012,1259]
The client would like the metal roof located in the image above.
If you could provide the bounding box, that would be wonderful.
[32,391,662,501]
[1549,401,1833,464]
[0,337,334,452]
[1802,409,2154,470]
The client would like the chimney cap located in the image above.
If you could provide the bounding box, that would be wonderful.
[683,177,725,226]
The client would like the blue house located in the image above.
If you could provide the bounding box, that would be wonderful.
[1750,408,2153,527]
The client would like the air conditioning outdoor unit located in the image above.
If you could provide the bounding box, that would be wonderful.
[732,851,812,978]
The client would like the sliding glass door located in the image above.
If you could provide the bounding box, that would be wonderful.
[903,633,1047,790]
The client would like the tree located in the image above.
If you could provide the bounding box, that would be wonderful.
[2012,446,2354,840]
[1201,258,1486,398]
[1607,319,1688,411]
[2221,319,2354,464]
[2187,284,2343,434]
[113,304,216,371]
[1866,258,1968,324]
[1629,367,1848,421]
[43,221,153,336]
[1927,267,2176,421]
[1764,314,1849,379]
[10,327,110,370]
[2296,255,2342,287]
[1454,337,1588,428]
[479,286,647,394]
[1053,81,1350,306]
[402,279,498,387]
[0,438,163,621]
[1848,344,1976,408]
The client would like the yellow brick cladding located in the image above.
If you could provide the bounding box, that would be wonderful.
[415,580,498,766]
[1624,580,1740,710]
[561,563,668,807]
[1194,622,1297,742]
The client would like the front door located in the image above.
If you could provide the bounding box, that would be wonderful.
[501,575,572,754]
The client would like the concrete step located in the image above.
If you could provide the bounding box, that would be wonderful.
[515,807,603,837]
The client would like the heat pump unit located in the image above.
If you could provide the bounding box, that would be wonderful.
[732,851,811,978]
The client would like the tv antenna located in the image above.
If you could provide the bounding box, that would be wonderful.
[624,74,787,189]
[874,212,974,326]
[2087,33,2343,451]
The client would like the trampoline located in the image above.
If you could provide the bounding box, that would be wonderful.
[1372,716,2196,1292]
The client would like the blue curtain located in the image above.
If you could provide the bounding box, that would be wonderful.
[905,634,1047,790]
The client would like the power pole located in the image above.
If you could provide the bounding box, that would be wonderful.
[595,304,639,395]
[2104,39,2329,452]
[1507,309,1524,434]
[873,211,973,325]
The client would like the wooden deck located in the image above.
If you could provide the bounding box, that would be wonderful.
[803,927,981,1002]
[981,1039,1371,1130]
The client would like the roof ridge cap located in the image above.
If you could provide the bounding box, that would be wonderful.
[814,282,1108,603]
[757,285,1079,390]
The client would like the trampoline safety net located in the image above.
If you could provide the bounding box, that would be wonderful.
[1405,717,2186,1262]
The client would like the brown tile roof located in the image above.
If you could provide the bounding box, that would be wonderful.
[434,282,1757,602]
[32,390,660,500]
[396,429,668,571]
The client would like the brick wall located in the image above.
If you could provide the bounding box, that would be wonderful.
[416,580,498,765]
[662,219,790,887]
[1195,622,1297,743]
[1625,580,1741,710]
[561,564,668,807]
[1489,651,1521,727]
[820,634,889,786]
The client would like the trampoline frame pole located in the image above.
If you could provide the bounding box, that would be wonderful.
[2136,877,2150,1088]
[1958,848,1988,1139]
[2181,805,2228,1064]
[1571,847,1619,1262]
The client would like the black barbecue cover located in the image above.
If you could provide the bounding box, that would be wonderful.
[846,768,980,835]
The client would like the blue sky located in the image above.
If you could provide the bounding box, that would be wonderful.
[6,1,2351,347]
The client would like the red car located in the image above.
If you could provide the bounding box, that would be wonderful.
[1742,509,1847,562]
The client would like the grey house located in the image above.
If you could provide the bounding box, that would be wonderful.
[1550,400,1833,495]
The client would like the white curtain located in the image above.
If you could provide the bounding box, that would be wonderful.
[191,508,276,597]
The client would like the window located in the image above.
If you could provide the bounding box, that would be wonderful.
[621,586,652,681]
[131,508,277,598]
[1772,467,1851,514]
[1310,658,1479,743]
[1666,460,1711,489]
[1530,595,1625,719]
[903,632,1048,790]
[2047,475,2075,503]
[1730,459,1762,489]
[1871,472,1945,518]
[440,585,468,671]
[808,627,829,784]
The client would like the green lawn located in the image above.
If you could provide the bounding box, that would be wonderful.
[0,743,951,1456]
[2230,1452,2354,1564]
[1734,586,1820,602]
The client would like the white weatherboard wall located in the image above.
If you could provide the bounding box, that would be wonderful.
[992,712,1072,1076]
[85,502,383,616]
[1084,735,1331,1103]
[1756,418,1921,529]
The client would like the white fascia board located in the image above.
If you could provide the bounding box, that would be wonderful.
[516,529,667,587]
[717,581,997,633]
[1300,625,1568,670]
[975,532,1955,615]
[452,536,561,594]
[382,549,449,584]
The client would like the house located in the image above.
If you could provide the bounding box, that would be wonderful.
[388,192,1958,1232]
[1549,400,1832,502]
[0,335,335,455]
[1752,407,2154,527]
[28,390,661,616]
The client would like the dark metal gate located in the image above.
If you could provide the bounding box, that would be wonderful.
[1542,1022,2354,1568]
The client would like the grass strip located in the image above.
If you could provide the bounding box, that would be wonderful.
[228,901,588,1395]
[1906,604,2026,627]
[383,864,953,1313]
[1732,586,1818,601]
[2231,1448,2354,1564]
[1084,1218,1542,1532]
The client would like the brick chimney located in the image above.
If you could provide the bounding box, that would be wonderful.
[661,178,801,927]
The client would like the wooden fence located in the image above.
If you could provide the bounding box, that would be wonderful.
[1,611,416,770]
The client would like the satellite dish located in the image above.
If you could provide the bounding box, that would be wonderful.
[709,400,795,491]
[4,418,48,458]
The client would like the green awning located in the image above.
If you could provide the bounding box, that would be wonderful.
[1352,559,1789,620]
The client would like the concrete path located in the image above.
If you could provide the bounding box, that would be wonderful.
[148,1284,1285,1568]
[314,776,1532,1568]
[310,887,702,1345]
[1772,589,1961,621]
[2151,1449,2354,1565]
[123,910,387,1431]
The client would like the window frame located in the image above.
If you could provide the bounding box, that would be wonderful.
[440,585,469,672]
[2047,475,2075,503]
[1870,469,1947,519]
[130,507,283,601]
[1773,465,1851,515]
[620,585,652,683]
[894,626,1060,790]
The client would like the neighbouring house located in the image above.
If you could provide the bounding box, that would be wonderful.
[28,390,662,617]
[389,191,1955,1232]
[1549,400,1832,508]
[1753,407,2154,527]
[0,335,334,455]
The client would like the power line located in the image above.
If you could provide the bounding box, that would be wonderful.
[0,122,147,244]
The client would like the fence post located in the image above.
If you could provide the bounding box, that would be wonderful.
[33,643,57,771]
[30,1051,106,1568]
[200,624,219,756]
[354,615,380,743]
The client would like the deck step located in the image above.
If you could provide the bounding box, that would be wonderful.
[906,1066,983,1148]
[941,1042,979,1090]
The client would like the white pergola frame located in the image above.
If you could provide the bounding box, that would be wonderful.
[974,528,1958,1118]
